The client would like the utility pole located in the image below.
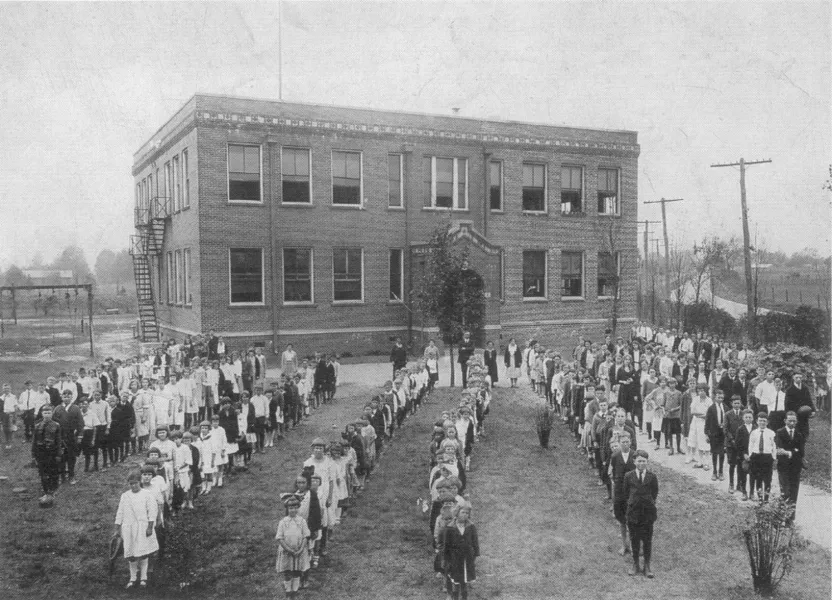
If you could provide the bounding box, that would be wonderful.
[711,158,772,340]
[638,220,661,289]
[643,198,683,315]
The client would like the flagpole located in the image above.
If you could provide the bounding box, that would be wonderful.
[278,0,283,101]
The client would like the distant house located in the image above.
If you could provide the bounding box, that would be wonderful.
[21,269,74,285]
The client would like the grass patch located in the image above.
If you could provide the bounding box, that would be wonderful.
[804,416,831,492]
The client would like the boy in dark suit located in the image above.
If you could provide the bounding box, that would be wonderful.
[610,432,637,556]
[723,395,745,493]
[704,390,727,480]
[775,411,805,522]
[734,409,755,501]
[623,449,658,578]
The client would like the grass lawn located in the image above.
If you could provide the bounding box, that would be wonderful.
[1,383,828,600]
[804,416,831,493]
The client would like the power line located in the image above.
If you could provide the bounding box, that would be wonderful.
[643,198,683,305]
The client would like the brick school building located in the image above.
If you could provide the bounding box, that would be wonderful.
[131,94,639,355]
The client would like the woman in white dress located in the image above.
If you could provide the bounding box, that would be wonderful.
[113,471,159,589]
[281,344,299,378]
[687,386,712,469]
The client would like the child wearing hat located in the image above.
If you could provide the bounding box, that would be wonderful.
[149,425,176,498]
[275,494,311,597]
[114,470,159,589]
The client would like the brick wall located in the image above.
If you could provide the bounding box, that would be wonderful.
[135,96,639,355]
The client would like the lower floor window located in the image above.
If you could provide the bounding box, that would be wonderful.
[229,248,264,304]
[561,251,583,297]
[333,248,363,301]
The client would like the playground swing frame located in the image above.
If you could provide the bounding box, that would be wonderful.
[0,284,95,357]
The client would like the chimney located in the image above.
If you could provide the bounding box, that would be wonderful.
[452,107,460,115]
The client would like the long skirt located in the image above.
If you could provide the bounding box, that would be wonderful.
[688,416,710,452]
[276,545,311,573]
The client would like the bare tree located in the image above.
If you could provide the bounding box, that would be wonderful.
[668,243,691,328]
[600,219,623,336]
[691,236,733,304]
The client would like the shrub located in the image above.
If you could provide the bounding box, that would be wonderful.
[747,305,831,350]
[741,496,807,596]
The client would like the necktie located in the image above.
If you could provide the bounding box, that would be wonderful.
[758,430,764,453]
[639,472,644,484]
[788,428,794,439]
[718,405,723,426]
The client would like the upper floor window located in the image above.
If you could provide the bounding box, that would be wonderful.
[561,166,583,214]
[522,163,546,212]
[598,168,619,215]
[172,155,181,211]
[228,144,261,203]
[489,161,503,211]
[282,147,311,204]
[424,157,467,209]
[388,154,403,208]
[332,151,362,205]
[182,150,190,209]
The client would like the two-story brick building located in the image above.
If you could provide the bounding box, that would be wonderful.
[131,94,639,354]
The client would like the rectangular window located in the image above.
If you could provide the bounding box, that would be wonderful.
[229,248,264,304]
[598,252,620,298]
[332,150,361,205]
[389,248,403,302]
[281,147,311,204]
[489,160,503,211]
[423,157,467,209]
[228,144,262,202]
[135,183,141,212]
[155,168,160,198]
[283,248,313,303]
[561,251,584,297]
[183,248,191,305]
[163,161,171,214]
[174,250,182,304]
[598,168,619,214]
[333,248,363,302]
[166,252,174,305]
[522,163,546,212]
[388,154,403,208]
[561,166,583,214]
[523,250,546,298]
[147,175,153,209]
[182,149,190,208]
[173,155,181,211]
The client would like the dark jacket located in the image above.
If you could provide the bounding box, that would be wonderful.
[218,406,239,441]
[390,344,407,368]
[32,417,63,458]
[704,402,726,447]
[623,469,659,525]
[723,408,745,449]
[610,450,636,494]
[441,523,480,583]
[774,426,805,473]
[504,346,522,368]
[784,384,815,437]
[52,403,84,441]
[457,339,475,365]
[735,423,755,456]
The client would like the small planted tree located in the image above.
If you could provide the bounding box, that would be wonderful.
[414,227,486,387]
[534,404,555,448]
[742,496,807,596]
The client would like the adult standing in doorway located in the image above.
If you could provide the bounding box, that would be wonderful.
[390,337,407,379]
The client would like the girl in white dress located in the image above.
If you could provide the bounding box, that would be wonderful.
[150,380,171,435]
[275,495,311,597]
[114,471,159,589]
[172,431,193,510]
[197,421,215,495]
[209,415,228,488]
[149,426,176,498]
[303,439,335,555]
[329,443,350,526]
[133,379,154,453]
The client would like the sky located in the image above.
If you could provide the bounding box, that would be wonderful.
[0,1,829,269]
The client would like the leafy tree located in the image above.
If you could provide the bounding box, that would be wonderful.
[3,265,26,287]
[414,227,486,387]
[52,245,93,283]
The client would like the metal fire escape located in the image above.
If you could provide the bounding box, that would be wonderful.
[129,196,171,341]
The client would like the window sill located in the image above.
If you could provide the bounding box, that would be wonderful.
[330,204,364,210]
[388,300,405,305]
[597,296,621,301]
[387,206,405,212]
[332,300,365,306]
[522,210,548,216]
[421,207,469,213]
[560,296,585,302]
[560,211,586,217]
[228,200,265,206]
[281,202,314,208]
[522,297,549,302]
[598,212,621,218]
[489,209,504,214]
[283,302,317,307]
[228,303,268,309]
